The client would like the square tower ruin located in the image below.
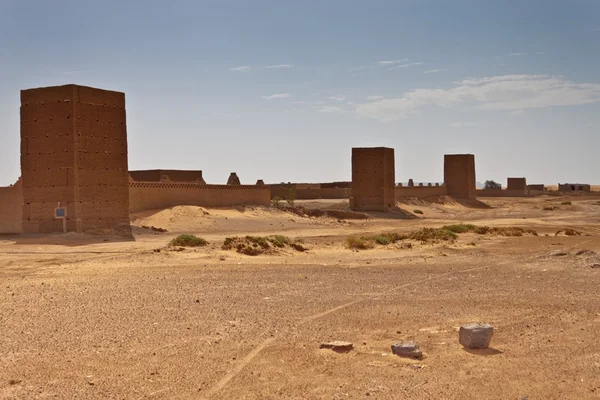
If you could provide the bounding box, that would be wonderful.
[507,177,527,191]
[20,84,129,233]
[350,147,395,211]
[444,154,476,200]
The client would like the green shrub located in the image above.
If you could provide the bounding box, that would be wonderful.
[561,201,572,205]
[268,235,291,248]
[286,187,296,207]
[169,234,208,247]
[409,228,457,242]
[442,224,477,234]
[374,235,391,245]
[413,209,424,215]
[543,206,558,211]
[271,196,283,208]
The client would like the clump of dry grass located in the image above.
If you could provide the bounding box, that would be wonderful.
[345,236,375,250]
[555,229,582,236]
[223,235,306,256]
[473,226,538,236]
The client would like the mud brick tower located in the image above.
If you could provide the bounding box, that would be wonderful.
[444,154,476,200]
[20,84,129,233]
[350,147,395,211]
[507,177,527,191]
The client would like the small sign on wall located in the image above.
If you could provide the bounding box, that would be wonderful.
[54,203,67,233]
[54,207,67,219]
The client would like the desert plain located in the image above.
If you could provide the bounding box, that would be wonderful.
[1,194,600,399]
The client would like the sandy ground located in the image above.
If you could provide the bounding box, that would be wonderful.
[2,194,600,399]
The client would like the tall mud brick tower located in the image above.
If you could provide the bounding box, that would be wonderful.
[444,154,476,200]
[350,147,395,211]
[20,84,129,233]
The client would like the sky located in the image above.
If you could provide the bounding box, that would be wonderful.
[0,0,599,186]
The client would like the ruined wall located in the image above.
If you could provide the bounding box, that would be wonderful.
[558,184,591,193]
[129,182,271,213]
[444,154,476,200]
[0,179,24,234]
[507,177,527,191]
[395,186,447,198]
[20,84,129,233]
[350,147,395,211]
[129,169,205,183]
[528,184,545,191]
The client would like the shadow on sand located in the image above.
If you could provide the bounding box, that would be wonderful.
[462,347,503,356]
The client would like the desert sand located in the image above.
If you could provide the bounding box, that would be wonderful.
[1,195,600,399]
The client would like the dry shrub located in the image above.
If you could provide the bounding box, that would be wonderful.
[223,235,305,256]
[555,229,582,236]
[443,224,477,234]
[346,236,375,250]
[474,226,538,237]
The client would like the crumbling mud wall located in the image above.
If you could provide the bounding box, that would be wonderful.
[444,154,476,200]
[395,186,447,198]
[129,170,205,183]
[20,84,129,233]
[129,182,271,213]
[476,189,539,197]
[269,184,351,200]
[0,179,24,233]
[350,147,395,211]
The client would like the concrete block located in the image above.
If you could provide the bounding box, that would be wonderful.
[459,323,494,349]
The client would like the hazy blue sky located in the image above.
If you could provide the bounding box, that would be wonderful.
[1,0,599,186]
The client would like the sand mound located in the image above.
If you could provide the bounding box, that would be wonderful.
[132,206,212,232]
[396,196,459,207]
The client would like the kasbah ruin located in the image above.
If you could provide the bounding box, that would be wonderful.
[1,84,599,399]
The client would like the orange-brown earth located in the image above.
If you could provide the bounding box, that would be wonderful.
[1,195,600,399]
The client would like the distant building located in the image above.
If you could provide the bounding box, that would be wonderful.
[558,183,591,192]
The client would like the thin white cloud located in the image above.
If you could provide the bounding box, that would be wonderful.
[388,62,423,70]
[229,64,294,71]
[509,52,527,56]
[424,69,447,74]
[450,122,476,128]
[264,64,294,69]
[367,95,384,100]
[593,28,600,31]
[262,93,291,100]
[318,106,343,113]
[292,100,324,105]
[229,66,251,72]
[356,74,600,121]
[328,96,346,101]
[378,59,409,65]
[510,109,525,115]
